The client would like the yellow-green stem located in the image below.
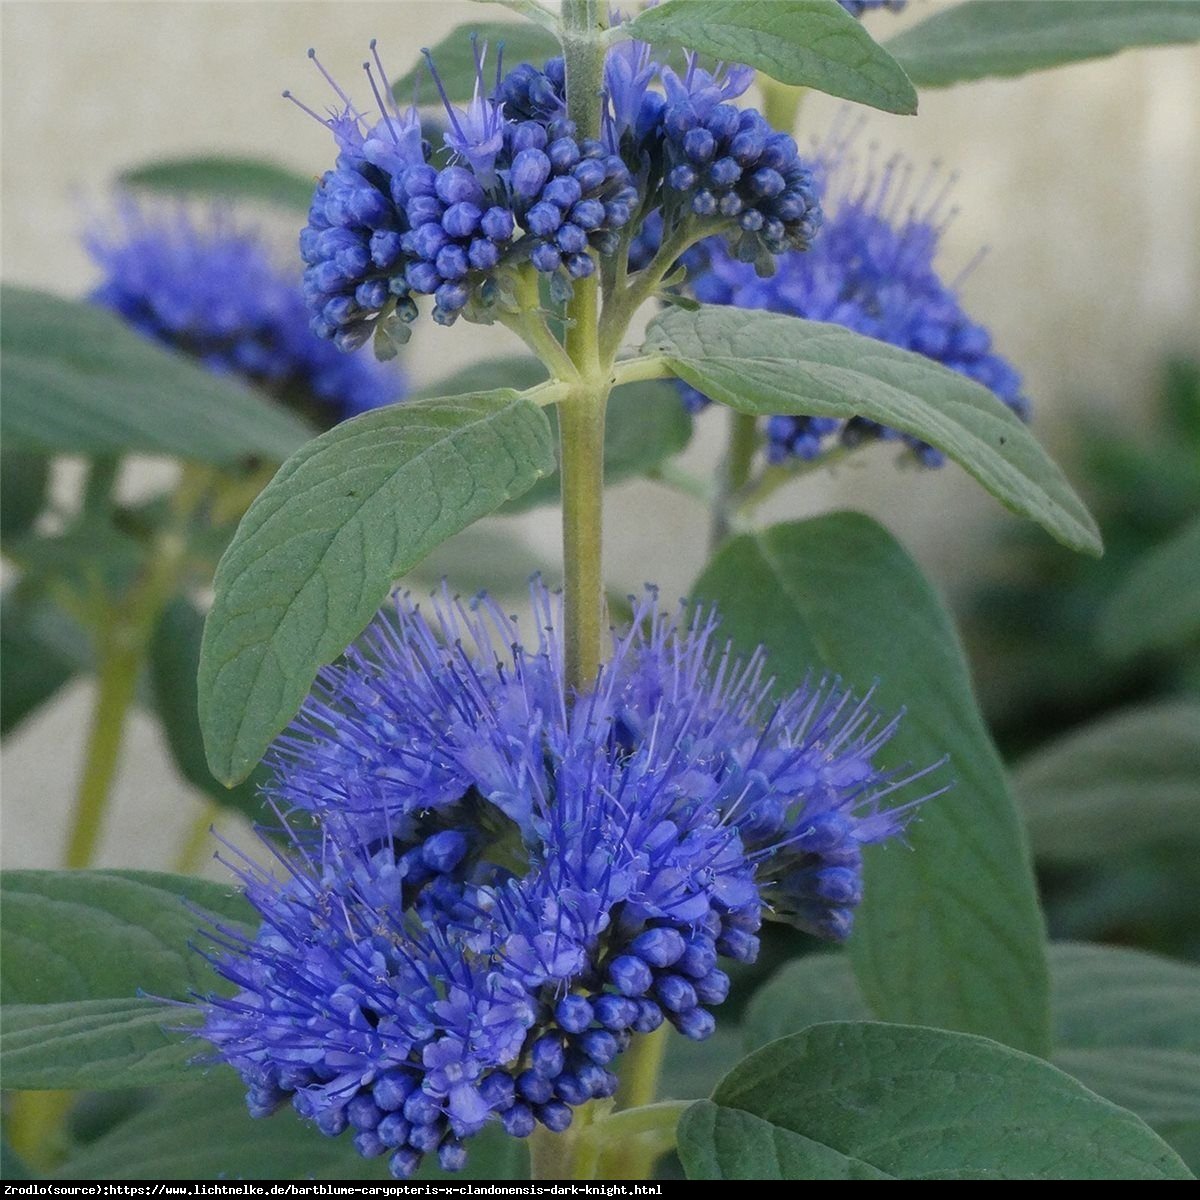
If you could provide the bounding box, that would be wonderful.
[711,411,759,550]
[557,390,607,693]
[615,1025,669,1112]
[760,77,807,135]
[173,798,223,875]
[65,463,214,868]
[64,628,143,868]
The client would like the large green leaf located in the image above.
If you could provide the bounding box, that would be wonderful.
[392,21,560,104]
[1015,701,1200,863]
[646,305,1101,554]
[419,357,692,508]
[1100,515,1200,659]
[51,1071,528,1181]
[678,1022,1192,1179]
[693,514,1051,1055]
[625,0,918,115]
[1051,943,1200,1054]
[742,942,1200,1167]
[150,597,269,821]
[1,999,200,1091]
[0,287,315,465]
[0,870,251,1090]
[118,156,317,213]
[198,391,556,785]
[886,1,1200,89]
[1053,944,1200,1167]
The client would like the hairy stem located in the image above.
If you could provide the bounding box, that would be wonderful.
[557,388,607,694]
[553,0,612,703]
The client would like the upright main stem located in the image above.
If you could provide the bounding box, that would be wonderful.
[710,411,759,550]
[557,0,610,695]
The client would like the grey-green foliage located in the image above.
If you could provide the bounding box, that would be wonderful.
[679,1022,1191,1179]
[0,286,314,465]
[198,392,556,785]
[887,1,1200,88]
[625,0,918,114]
[1016,701,1200,863]
[644,305,1101,554]
[694,514,1051,1056]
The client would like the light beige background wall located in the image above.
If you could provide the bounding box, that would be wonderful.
[2,1,1198,871]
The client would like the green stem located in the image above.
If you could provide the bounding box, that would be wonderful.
[760,77,807,135]
[557,389,607,693]
[81,456,121,516]
[711,411,759,550]
[599,222,704,364]
[554,0,612,702]
[501,268,579,384]
[63,465,213,869]
[64,627,143,869]
[591,1100,690,1180]
[173,798,222,875]
[736,443,856,520]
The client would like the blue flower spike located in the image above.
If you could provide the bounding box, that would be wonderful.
[200,583,943,1176]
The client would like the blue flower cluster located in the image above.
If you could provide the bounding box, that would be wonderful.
[86,200,403,424]
[200,583,939,1176]
[680,154,1031,465]
[292,43,637,339]
[292,36,821,346]
[505,44,823,271]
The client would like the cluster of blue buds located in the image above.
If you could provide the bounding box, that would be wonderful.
[86,200,403,424]
[291,32,824,349]
[680,152,1031,465]
[199,583,940,1177]
[291,41,637,341]
[658,61,821,266]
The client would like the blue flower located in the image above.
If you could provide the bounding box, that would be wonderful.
[681,151,1032,464]
[86,199,404,424]
[292,43,637,333]
[199,582,941,1175]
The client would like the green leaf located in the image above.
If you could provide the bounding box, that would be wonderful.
[0,450,50,540]
[886,1,1200,89]
[1015,701,1200,863]
[150,597,270,821]
[679,1023,1192,1179]
[1100,515,1200,659]
[625,0,917,115]
[742,942,1200,1164]
[419,357,693,508]
[0,286,315,466]
[1051,943,1200,1054]
[693,514,1051,1055]
[468,0,559,34]
[1053,944,1200,1165]
[51,1071,528,1181]
[198,391,556,785]
[392,21,560,104]
[118,156,317,213]
[0,870,251,1091]
[1,999,200,1091]
[646,305,1101,555]
[0,589,87,735]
